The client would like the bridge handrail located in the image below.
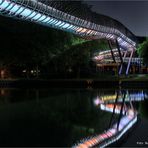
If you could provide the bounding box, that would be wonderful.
[0,0,137,49]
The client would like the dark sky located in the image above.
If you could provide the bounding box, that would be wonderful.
[85,1,148,37]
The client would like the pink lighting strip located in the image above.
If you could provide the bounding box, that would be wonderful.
[0,0,136,50]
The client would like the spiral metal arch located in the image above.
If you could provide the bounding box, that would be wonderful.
[0,0,137,50]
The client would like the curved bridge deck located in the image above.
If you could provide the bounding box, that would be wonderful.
[0,0,136,49]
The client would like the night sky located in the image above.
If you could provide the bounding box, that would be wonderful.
[86,1,148,37]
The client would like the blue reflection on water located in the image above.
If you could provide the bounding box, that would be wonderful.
[0,88,147,147]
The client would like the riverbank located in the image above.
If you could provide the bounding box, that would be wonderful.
[0,78,119,88]
[0,75,148,88]
[119,74,148,88]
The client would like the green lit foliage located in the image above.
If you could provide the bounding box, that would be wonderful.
[50,39,109,78]
[71,36,86,46]
[137,38,148,64]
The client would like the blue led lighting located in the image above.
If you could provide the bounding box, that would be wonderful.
[0,0,136,50]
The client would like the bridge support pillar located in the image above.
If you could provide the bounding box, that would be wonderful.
[119,51,127,75]
[126,48,134,75]
[116,40,123,64]
[108,40,116,63]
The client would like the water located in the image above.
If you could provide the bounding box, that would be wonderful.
[0,88,147,147]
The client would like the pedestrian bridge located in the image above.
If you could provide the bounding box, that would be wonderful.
[93,49,143,75]
[0,0,136,48]
[0,0,137,74]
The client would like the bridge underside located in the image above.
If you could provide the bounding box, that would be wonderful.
[0,0,137,75]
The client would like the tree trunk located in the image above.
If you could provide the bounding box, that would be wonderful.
[36,65,39,78]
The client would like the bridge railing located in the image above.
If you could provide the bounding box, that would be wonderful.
[0,0,137,49]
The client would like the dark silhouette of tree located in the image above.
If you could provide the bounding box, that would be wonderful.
[138,38,148,65]
[0,15,109,78]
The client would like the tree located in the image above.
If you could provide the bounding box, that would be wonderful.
[50,39,109,78]
[0,15,109,79]
[137,38,148,65]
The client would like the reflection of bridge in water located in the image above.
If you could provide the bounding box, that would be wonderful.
[73,90,147,148]
[0,0,137,75]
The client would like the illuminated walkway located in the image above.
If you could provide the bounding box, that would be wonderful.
[93,49,142,65]
[0,0,137,75]
[93,49,143,75]
[0,1,136,48]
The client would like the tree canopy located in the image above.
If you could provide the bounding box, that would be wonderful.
[137,38,148,65]
[0,15,109,78]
